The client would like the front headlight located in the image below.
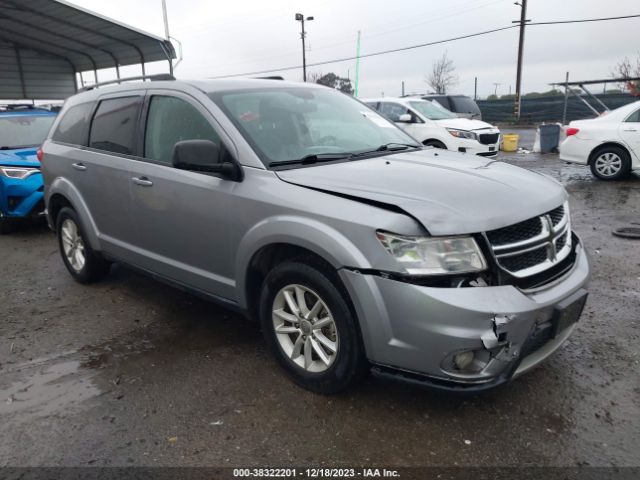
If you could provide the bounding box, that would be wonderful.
[446,128,478,141]
[376,231,487,275]
[0,166,39,179]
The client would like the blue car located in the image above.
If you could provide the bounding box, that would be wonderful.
[0,105,57,233]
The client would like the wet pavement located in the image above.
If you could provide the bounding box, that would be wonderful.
[0,151,639,469]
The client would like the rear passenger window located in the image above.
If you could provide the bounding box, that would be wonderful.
[144,96,220,164]
[52,102,93,146]
[89,96,142,155]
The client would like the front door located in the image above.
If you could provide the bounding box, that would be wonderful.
[128,92,238,300]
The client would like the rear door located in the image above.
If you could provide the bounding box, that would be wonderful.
[80,93,142,261]
[127,90,238,299]
[618,107,640,162]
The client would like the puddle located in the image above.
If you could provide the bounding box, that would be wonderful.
[1,358,100,418]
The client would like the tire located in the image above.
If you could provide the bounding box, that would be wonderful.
[56,207,111,283]
[259,260,368,394]
[424,140,447,150]
[589,146,631,181]
[0,213,16,235]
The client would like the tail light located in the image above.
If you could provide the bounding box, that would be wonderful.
[566,127,580,137]
[36,147,43,161]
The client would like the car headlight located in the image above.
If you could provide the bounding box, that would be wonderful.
[0,166,39,179]
[376,231,487,275]
[446,128,478,141]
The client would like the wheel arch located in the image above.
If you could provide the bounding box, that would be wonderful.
[588,141,631,164]
[46,177,100,250]
[236,216,372,313]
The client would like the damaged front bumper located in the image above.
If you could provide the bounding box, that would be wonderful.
[339,241,590,392]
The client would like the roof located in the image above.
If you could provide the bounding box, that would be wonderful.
[0,109,57,116]
[0,0,176,99]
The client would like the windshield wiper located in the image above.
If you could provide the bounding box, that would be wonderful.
[350,142,421,157]
[270,152,354,167]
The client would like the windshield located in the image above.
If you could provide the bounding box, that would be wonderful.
[409,101,457,120]
[0,114,55,149]
[210,87,419,167]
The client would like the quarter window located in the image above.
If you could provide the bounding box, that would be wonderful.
[625,109,640,123]
[52,103,93,146]
[89,96,142,155]
[144,96,220,164]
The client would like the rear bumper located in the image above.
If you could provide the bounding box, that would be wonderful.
[340,240,590,392]
[0,173,44,217]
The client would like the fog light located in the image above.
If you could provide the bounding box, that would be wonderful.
[454,350,475,370]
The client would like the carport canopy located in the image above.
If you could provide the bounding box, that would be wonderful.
[0,0,176,100]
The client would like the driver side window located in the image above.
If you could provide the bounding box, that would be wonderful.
[144,95,221,165]
[378,102,409,122]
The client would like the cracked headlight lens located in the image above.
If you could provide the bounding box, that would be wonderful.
[446,128,478,141]
[0,166,39,179]
[376,231,487,275]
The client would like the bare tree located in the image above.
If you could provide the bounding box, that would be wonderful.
[425,51,459,94]
[612,53,640,94]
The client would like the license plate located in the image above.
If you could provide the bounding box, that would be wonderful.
[489,146,495,151]
[551,289,588,338]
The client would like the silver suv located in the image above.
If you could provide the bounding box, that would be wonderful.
[41,78,589,394]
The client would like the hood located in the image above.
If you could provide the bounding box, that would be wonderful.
[0,147,39,168]
[276,149,566,235]
[433,117,496,131]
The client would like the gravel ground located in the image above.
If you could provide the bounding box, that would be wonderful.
[0,148,639,470]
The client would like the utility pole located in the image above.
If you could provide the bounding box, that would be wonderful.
[354,31,361,97]
[295,13,314,82]
[493,83,501,96]
[513,0,529,121]
[474,77,478,100]
[402,81,405,97]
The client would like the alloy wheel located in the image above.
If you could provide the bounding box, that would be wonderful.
[272,284,339,373]
[60,218,86,272]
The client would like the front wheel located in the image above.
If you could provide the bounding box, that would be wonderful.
[589,146,631,181]
[424,139,447,150]
[56,207,111,283]
[259,261,368,394]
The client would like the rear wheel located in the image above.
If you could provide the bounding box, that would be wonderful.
[56,207,111,283]
[259,261,368,394]
[589,146,631,181]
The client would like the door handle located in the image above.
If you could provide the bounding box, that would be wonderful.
[622,128,637,132]
[72,162,87,171]
[132,176,153,187]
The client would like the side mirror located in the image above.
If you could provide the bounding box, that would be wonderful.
[172,139,236,178]
[397,113,413,123]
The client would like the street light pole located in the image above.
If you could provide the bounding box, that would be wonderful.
[295,13,314,82]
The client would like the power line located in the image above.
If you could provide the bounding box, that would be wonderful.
[528,13,640,26]
[208,25,518,79]
[206,13,640,79]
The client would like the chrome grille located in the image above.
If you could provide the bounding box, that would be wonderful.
[485,203,572,278]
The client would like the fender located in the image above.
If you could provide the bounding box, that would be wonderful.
[46,177,101,251]
[235,215,372,309]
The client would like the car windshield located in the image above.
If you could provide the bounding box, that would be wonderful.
[210,87,420,168]
[409,101,457,120]
[0,114,55,149]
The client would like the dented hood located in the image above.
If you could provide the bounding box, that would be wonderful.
[276,149,566,235]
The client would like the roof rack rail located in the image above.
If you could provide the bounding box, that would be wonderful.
[80,74,176,92]
[0,103,37,111]
[254,76,284,80]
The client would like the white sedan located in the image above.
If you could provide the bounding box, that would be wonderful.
[363,97,500,157]
[560,100,640,180]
